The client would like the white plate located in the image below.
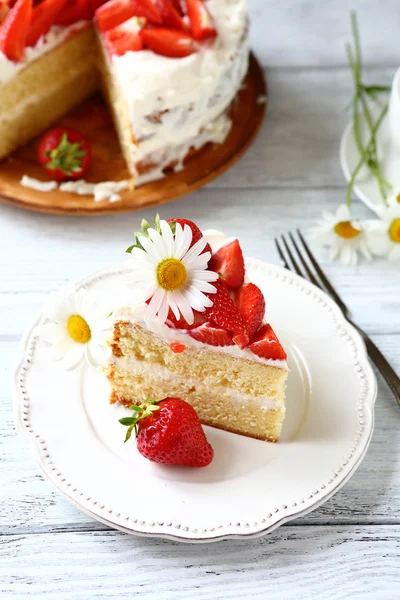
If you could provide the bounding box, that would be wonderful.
[13,260,377,543]
[340,109,400,212]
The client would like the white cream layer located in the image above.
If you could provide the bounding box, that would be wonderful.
[20,175,131,203]
[113,304,288,370]
[117,228,288,370]
[0,21,89,85]
[112,354,282,411]
[109,0,249,181]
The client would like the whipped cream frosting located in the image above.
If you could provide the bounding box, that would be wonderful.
[21,175,130,202]
[0,21,89,85]
[109,0,249,181]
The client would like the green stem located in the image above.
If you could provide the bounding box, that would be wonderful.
[346,105,388,207]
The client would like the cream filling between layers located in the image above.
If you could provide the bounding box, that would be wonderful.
[113,305,288,370]
[111,355,283,412]
[0,21,90,85]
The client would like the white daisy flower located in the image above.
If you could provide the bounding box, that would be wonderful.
[37,285,112,370]
[310,204,371,266]
[365,202,400,262]
[386,188,400,207]
[127,217,218,325]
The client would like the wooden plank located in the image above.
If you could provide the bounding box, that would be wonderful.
[249,0,400,67]
[2,334,399,535]
[0,187,398,336]
[0,67,394,195]
[1,527,399,599]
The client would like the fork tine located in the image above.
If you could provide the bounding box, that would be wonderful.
[281,235,304,277]
[296,229,348,313]
[274,238,290,270]
[288,232,320,288]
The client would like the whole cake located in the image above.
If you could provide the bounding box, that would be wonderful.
[106,217,288,442]
[0,0,249,186]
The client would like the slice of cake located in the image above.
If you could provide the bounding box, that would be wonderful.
[106,217,288,442]
[0,0,249,187]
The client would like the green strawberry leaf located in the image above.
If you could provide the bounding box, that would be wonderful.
[124,425,135,443]
[119,417,136,426]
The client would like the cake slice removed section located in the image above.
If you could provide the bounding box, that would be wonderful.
[106,317,288,443]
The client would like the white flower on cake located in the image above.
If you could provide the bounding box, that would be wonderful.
[310,204,371,266]
[365,202,400,262]
[127,216,218,325]
[37,285,112,370]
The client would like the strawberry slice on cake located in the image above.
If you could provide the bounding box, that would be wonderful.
[106,216,288,443]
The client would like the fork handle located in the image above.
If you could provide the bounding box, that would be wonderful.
[349,319,400,407]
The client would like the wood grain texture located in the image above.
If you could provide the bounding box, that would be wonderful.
[1,527,399,599]
[1,335,399,536]
[249,0,400,67]
[0,57,266,215]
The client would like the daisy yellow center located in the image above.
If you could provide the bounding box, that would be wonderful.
[389,218,400,243]
[157,258,187,291]
[396,194,400,204]
[334,221,360,239]
[67,314,91,344]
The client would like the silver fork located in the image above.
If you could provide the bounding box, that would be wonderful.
[275,230,400,408]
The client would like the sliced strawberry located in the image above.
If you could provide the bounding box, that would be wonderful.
[209,238,245,290]
[54,0,91,25]
[140,26,198,58]
[156,0,186,30]
[89,0,107,11]
[169,0,184,15]
[189,322,233,347]
[248,324,287,361]
[166,308,207,330]
[204,279,248,348]
[167,218,211,255]
[96,0,161,33]
[104,16,144,56]
[186,0,216,40]
[0,2,10,24]
[235,283,265,341]
[26,0,68,48]
[0,0,32,61]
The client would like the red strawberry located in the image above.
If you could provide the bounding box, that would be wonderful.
[169,0,184,15]
[119,398,214,467]
[0,2,10,23]
[26,0,68,48]
[204,279,248,347]
[140,26,198,58]
[170,341,187,353]
[235,283,265,340]
[0,0,32,61]
[167,218,212,255]
[208,238,245,290]
[189,322,233,347]
[89,0,107,11]
[104,16,144,56]
[186,0,216,40]
[54,0,92,25]
[166,308,206,330]
[96,0,161,33]
[156,0,186,30]
[247,324,287,361]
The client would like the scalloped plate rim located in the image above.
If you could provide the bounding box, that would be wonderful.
[12,260,377,542]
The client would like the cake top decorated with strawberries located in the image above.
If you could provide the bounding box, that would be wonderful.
[0,0,219,65]
[123,215,287,363]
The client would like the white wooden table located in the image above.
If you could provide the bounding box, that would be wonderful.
[1,2,400,598]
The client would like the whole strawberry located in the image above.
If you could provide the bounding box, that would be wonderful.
[119,397,214,467]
